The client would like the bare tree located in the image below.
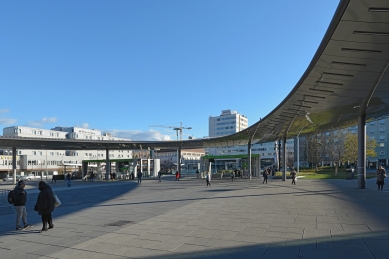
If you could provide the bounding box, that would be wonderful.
[306,134,322,172]
[324,130,346,175]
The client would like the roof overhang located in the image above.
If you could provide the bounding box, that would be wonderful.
[0,0,388,150]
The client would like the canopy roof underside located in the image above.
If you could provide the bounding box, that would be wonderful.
[1,0,389,151]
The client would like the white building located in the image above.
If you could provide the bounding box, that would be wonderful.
[208,109,248,137]
[0,126,133,177]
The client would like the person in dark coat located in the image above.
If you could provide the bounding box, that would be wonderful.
[376,165,387,190]
[34,181,55,232]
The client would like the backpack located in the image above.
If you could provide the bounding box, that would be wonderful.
[7,190,14,204]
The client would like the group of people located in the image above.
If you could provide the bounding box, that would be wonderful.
[262,167,297,185]
[13,180,55,233]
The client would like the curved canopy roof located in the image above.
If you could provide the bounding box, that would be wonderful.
[1,0,389,151]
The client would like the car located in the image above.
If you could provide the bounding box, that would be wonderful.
[23,173,40,181]
[2,175,22,182]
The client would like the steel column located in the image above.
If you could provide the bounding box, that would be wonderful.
[358,114,366,189]
[177,147,181,173]
[282,136,286,181]
[12,147,16,185]
[248,141,252,179]
[106,147,110,181]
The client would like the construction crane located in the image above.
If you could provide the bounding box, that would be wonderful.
[148,122,192,140]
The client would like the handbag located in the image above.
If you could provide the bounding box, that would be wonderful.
[53,194,61,207]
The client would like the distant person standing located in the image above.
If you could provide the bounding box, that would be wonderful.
[231,171,235,181]
[137,170,143,183]
[175,171,180,181]
[66,173,71,187]
[290,168,297,185]
[51,175,56,184]
[196,169,199,178]
[13,180,33,230]
[376,165,387,190]
[263,168,269,184]
[34,181,55,232]
[206,172,211,187]
[158,170,162,183]
[89,171,94,182]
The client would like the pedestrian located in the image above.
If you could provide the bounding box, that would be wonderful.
[137,170,143,183]
[196,169,199,178]
[158,170,162,183]
[231,171,235,181]
[175,171,179,181]
[221,172,224,179]
[376,165,387,190]
[13,180,33,230]
[66,172,71,187]
[206,172,211,187]
[51,175,56,184]
[263,168,269,184]
[290,168,297,185]
[89,171,94,182]
[34,181,55,233]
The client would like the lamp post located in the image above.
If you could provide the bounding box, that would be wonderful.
[297,127,304,174]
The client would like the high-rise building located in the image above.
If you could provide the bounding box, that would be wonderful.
[208,110,248,137]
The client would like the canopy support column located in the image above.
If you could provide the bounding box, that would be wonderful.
[106,147,110,181]
[12,147,17,185]
[358,114,366,189]
[282,136,286,181]
[248,140,252,179]
[177,146,181,173]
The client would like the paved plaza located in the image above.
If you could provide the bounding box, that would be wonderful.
[0,175,388,259]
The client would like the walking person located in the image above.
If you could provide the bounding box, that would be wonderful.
[376,165,387,190]
[34,181,55,233]
[263,168,269,184]
[206,172,211,187]
[66,172,71,187]
[158,170,162,183]
[51,174,56,184]
[231,171,235,181]
[137,170,143,183]
[175,171,180,181]
[290,168,297,185]
[13,180,33,230]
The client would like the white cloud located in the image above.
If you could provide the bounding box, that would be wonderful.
[0,118,17,125]
[81,123,89,129]
[0,109,10,114]
[25,117,57,127]
[108,129,172,141]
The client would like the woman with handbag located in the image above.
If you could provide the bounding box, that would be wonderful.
[376,165,387,190]
[34,181,55,232]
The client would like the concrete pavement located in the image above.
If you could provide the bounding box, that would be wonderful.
[0,175,388,259]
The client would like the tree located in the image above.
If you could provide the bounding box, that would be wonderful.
[306,134,322,172]
[342,133,377,165]
[325,131,346,175]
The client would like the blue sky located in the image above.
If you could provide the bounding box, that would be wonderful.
[0,0,339,141]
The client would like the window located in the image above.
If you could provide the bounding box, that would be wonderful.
[50,152,54,156]
[39,151,42,155]
[380,151,385,155]
[32,151,36,155]
[380,127,385,132]
[380,136,385,140]
[19,129,21,133]
[380,143,385,147]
